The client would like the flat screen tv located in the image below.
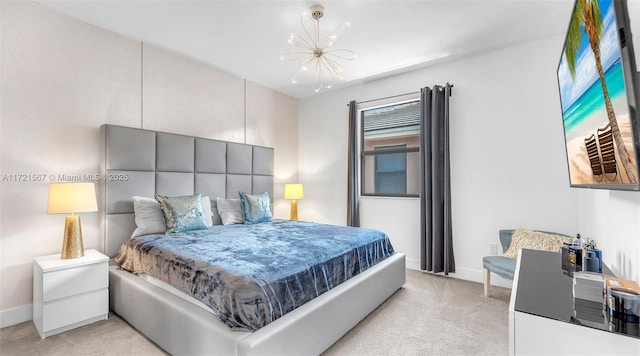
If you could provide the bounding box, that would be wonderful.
[557,0,640,190]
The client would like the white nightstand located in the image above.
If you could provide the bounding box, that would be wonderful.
[33,249,109,339]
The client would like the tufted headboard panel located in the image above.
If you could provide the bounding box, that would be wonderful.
[100,124,274,257]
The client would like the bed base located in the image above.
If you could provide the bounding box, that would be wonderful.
[110,253,405,356]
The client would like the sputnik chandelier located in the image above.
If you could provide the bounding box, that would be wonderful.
[281,4,356,92]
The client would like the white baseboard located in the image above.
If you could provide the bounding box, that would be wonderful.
[405,261,513,289]
[405,257,421,271]
[0,304,32,328]
[450,267,513,289]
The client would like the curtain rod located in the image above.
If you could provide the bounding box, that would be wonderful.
[355,91,419,105]
[347,83,454,106]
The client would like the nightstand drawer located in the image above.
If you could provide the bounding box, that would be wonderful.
[43,262,108,302]
[43,289,108,331]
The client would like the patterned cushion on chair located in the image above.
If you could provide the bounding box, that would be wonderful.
[502,229,573,259]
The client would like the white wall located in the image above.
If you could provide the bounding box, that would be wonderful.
[300,35,580,282]
[0,0,298,326]
[577,191,640,284]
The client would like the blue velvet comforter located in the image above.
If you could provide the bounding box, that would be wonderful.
[114,220,395,331]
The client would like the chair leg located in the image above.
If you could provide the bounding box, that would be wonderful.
[483,268,490,298]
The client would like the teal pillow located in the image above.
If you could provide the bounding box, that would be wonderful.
[238,192,272,224]
[155,193,208,234]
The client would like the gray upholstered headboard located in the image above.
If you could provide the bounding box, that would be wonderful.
[100,124,274,257]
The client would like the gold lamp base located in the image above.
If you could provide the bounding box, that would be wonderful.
[289,200,299,221]
[61,214,85,259]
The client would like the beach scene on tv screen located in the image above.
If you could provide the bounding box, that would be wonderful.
[558,0,637,185]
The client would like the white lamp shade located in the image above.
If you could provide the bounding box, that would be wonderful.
[47,183,98,214]
[284,183,304,200]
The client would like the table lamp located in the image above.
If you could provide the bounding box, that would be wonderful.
[284,183,304,221]
[47,182,98,259]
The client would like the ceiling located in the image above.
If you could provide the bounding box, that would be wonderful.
[34,0,575,98]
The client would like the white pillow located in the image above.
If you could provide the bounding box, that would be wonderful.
[201,196,213,226]
[131,196,165,238]
[216,198,243,225]
[210,200,223,226]
[131,195,213,238]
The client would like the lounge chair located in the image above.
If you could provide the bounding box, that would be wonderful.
[597,123,617,180]
[584,133,603,181]
[482,229,572,298]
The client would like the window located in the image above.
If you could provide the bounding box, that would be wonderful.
[361,100,420,197]
[375,145,407,194]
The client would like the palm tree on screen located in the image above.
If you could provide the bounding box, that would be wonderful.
[564,0,637,183]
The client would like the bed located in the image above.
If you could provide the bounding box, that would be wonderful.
[100,124,406,355]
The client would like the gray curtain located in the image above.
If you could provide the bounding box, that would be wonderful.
[347,100,360,227]
[420,84,455,274]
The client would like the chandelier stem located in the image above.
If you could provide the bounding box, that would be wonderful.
[315,19,320,48]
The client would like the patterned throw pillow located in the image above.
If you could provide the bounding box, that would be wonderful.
[503,229,572,259]
[239,192,272,224]
[155,193,208,234]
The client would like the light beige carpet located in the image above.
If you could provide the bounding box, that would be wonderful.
[0,270,510,356]
[0,311,166,356]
